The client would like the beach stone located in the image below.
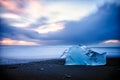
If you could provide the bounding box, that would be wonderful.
[40,68,44,71]
[64,74,71,79]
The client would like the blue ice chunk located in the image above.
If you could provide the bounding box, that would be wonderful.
[62,45,106,65]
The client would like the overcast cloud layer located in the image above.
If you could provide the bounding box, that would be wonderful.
[0,0,120,46]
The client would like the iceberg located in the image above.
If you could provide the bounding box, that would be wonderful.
[61,45,106,65]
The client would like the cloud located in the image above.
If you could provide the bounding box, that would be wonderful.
[99,40,120,47]
[0,0,44,28]
[0,38,38,45]
[34,22,65,34]
[1,0,119,29]
[101,40,120,44]
[25,0,45,20]
[0,0,99,29]
[41,3,120,45]
[0,13,21,20]
[44,2,98,23]
[0,22,42,42]
[0,0,23,13]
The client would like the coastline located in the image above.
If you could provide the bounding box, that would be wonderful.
[0,58,119,80]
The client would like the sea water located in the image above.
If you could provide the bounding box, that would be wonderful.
[0,45,120,65]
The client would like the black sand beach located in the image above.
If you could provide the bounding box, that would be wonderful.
[0,58,120,80]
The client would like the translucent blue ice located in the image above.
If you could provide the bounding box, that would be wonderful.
[62,45,106,65]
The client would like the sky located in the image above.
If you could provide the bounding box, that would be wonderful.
[0,0,120,46]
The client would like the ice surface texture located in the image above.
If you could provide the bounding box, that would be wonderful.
[63,45,106,65]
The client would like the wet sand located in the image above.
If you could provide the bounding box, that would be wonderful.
[0,58,119,80]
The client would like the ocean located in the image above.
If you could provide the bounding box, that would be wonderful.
[0,45,120,65]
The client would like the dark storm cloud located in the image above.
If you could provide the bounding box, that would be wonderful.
[43,3,120,45]
[0,20,41,42]
[0,19,58,43]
